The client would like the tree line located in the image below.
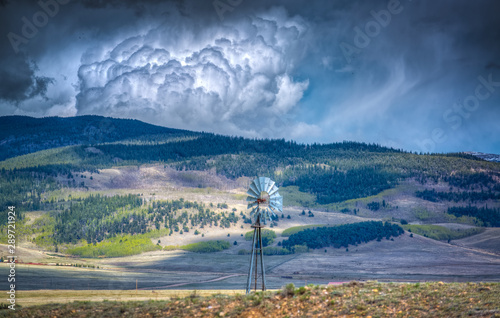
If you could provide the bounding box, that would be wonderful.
[282,166,399,204]
[281,221,404,250]
[51,195,241,246]
[416,189,500,202]
[447,206,500,227]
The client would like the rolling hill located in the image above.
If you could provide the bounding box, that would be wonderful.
[0,115,499,287]
[0,115,195,161]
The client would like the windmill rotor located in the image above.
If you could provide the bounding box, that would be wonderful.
[246,177,283,224]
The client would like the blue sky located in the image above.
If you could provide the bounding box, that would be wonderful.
[0,0,499,154]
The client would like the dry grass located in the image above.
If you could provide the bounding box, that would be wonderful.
[1,282,499,317]
[2,289,246,307]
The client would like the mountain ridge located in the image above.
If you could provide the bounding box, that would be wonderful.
[0,115,196,161]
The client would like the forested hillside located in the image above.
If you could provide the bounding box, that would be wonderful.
[1,116,500,222]
[0,115,194,161]
[1,116,499,256]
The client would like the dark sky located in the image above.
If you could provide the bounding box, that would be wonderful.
[1,0,499,153]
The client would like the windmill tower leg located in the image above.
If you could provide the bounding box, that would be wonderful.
[253,228,259,291]
[254,230,258,291]
[246,227,257,294]
[259,225,266,291]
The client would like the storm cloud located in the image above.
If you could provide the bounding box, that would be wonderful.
[0,0,499,153]
[75,8,312,137]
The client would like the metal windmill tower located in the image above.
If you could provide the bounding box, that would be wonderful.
[245,177,283,294]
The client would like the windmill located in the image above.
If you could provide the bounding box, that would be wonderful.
[245,177,283,293]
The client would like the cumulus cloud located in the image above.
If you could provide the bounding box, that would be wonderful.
[75,8,314,138]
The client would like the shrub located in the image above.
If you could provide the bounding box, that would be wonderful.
[263,246,292,255]
[244,229,276,246]
[291,244,309,253]
[67,233,162,258]
[402,224,484,241]
[180,240,230,253]
[367,201,380,211]
[413,207,434,220]
[297,286,307,295]
[281,283,295,297]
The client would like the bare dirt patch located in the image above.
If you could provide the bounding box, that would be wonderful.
[270,232,500,282]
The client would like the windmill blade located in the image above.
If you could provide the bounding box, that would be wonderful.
[270,203,281,210]
[249,181,260,196]
[268,185,279,196]
[270,203,282,213]
[263,178,273,193]
[273,194,282,202]
[249,207,258,216]
[261,210,269,224]
[246,196,257,202]
[246,189,259,199]
[265,208,275,216]
[262,178,269,192]
[269,200,280,208]
[258,177,267,192]
[247,202,258,209]
[265,179,275,193]
[269,199,282,207]
[269,192,281,200]
[253,178,262,193]
[270,196,282,208]
[277,197,283,209]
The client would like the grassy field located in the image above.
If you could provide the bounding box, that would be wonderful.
[1,282,499,317]
[403,224,485,241]
[281,224,330,237]
[0,289,245,307]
